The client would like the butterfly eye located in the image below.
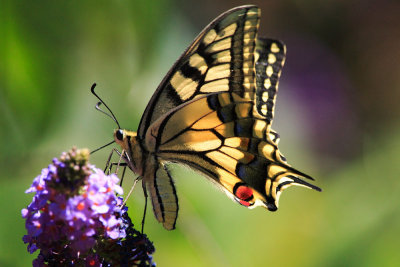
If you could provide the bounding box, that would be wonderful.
[116,129,124,141]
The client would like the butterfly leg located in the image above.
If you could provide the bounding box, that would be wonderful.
[106,162,128,176]
[104,148,123,173]
[122,175,142,205]
[119,165,127,186]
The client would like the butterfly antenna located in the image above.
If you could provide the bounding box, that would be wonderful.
[90,140,115,155]
[91,83,121,129]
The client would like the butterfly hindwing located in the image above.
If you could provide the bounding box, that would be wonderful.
[138,5,260,138]
[145,92,320,211]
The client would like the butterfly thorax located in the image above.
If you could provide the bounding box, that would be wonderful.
[114,129,147,176]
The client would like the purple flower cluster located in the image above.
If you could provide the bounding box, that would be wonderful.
[21,148,156,266]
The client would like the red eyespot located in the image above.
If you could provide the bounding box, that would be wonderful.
[235,185,253,201]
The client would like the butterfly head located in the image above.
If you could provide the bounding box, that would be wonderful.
[114,129,137,149]
[114,129,126,143]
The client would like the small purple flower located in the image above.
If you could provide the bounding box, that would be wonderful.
[69,229,96,252]
[32,254,45,267]
[21,148,148,266]
[22,148,156,266]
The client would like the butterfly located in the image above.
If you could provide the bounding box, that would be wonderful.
[108,5,321,230]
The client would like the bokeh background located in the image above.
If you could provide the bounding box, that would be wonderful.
[2,0,400,266]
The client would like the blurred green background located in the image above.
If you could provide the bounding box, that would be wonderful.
[2,0,400,266]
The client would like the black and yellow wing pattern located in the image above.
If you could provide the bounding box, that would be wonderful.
[138,5,260,138]
[114,5,321,230]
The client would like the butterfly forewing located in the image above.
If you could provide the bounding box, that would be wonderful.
[138,5,260,139]
[254,38,286,125]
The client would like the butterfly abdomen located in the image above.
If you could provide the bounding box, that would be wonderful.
[144,156,179,230]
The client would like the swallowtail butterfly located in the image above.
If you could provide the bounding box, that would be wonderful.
[107,5,321,230]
